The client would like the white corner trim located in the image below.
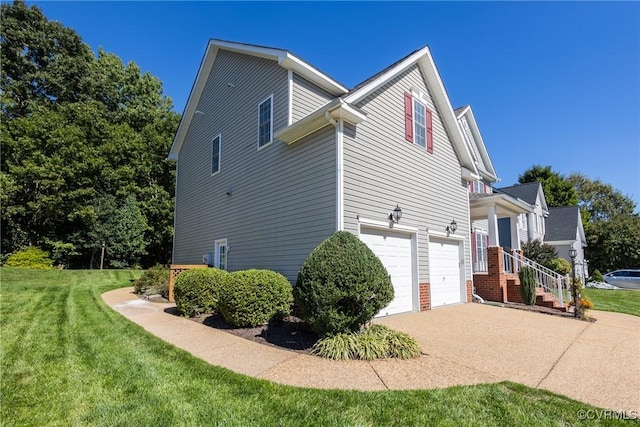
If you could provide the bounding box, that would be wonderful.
[357,217,419,233]
[287,70,293,126]
[336,119,344,231]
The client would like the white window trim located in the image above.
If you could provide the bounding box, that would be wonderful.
[413,98,427,149]
[257,94,274,150]
[211,134,221,176]
[214,238,227,270]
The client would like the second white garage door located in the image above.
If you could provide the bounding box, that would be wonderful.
[359,228,414,316]
[429,239,463,307]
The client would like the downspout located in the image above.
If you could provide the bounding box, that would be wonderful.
[325,111,344,231]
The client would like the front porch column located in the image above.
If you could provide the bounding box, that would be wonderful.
[487,205,500,246]
[510,216,521,250]
[527,213,535,241]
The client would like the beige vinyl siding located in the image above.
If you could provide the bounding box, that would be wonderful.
[343,64,472,281]
[291,74,334,123]
[173,49,336,283]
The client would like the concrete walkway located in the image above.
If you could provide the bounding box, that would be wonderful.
[103,287,639,412]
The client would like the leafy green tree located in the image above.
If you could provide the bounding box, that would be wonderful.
[87,195,147,268]
[567,173,637,223]
[518,165,578,207]
[1,1,179,267]
[584,214,640,273]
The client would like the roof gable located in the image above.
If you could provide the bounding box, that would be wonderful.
[168,39,348,160]
[497,182,548,211]
[455,105,498,182]
[545,206,586,244]
[343,45,477,176]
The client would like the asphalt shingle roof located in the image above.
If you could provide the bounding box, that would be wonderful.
[495,182,542,205]
[545,206,581,242]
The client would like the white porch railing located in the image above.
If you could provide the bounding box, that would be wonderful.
[502,250,570,307]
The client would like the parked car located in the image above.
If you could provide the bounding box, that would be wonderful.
[603,269,640,290]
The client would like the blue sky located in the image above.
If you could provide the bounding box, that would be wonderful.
[30,1,640,207]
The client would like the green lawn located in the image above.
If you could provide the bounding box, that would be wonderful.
[1,269,631,426]
[583,287,640,317]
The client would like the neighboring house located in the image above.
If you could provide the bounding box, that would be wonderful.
[169,39,499,315]
[545,206,588,281]
[494,182,549,249]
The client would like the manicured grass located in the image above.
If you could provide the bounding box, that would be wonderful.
[583,287,640,317]
[1,268,630,426]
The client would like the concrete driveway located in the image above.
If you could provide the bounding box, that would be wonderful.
[104,288,639,412]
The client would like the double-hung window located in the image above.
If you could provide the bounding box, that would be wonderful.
[211,134,221,175]
[413,99,427,148]
[258,95,273,149]
[404,91,433,153]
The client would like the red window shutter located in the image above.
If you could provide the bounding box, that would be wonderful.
[472,232,477,261]
[404,92,413,142]
[426,108,433,153]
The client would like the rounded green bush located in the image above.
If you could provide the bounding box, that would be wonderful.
[546,257,571,276]
[133,264,169,297]
[218,269,293,327]
[294,231,394,335]
[592,269,604,282]
[5,247,53,269]
[174,268,228,317]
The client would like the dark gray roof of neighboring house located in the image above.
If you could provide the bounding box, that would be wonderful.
[495,182,542,205]
[545,206,581,242]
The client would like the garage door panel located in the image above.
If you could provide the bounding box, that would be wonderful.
[360,229,414,316]
[429,240,462,307]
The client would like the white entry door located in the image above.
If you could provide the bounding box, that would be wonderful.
[360,228,414,316]
[429,239,462,307]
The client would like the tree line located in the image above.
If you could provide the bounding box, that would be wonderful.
[1,0,180,268]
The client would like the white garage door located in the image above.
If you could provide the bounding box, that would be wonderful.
[360,229,414,316]
[429,239,462,307]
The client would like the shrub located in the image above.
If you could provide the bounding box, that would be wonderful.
[546,257,571,276]
[218,269,293,327]
[522,239,558,267]
[133,264,169,298]
[519,266,537,305]
[592,269,604,282]
[4,247,53,269]
[174,268,228,317]
[312,324,420,360]
[294,231,394,335]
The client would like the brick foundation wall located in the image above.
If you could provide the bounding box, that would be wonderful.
[506,276,523,303]
[466,280,473,302]
[419,282,430,311]
[472,247,509,303]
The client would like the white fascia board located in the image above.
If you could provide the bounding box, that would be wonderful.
[343,47,432,104]
[280,54,348,95]
[461,167,481,181]
[275,100,366,144]
[168,42,219,161]
[416,53,477,175]
[545,239,577,246]
[454,105,470,119]
[463,106,498,180]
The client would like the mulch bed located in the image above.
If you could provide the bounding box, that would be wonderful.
[164,306,319,354]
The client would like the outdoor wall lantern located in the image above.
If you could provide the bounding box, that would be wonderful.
[569,247,578,318]
[389,204,402,224]
[446,219,457,234]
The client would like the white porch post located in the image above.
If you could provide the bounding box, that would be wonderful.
[510,216,520,250]
[526,213,535,241]
[487,205,500,246]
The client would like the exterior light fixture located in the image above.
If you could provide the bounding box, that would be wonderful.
[569,247,578,318]
[446,219,457,234]
[389,204,402,224]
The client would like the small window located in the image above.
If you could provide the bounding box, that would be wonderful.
[258,95,273,148]
[214,239,227,270]
[211,134,221,175]
[413,99,427,148]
